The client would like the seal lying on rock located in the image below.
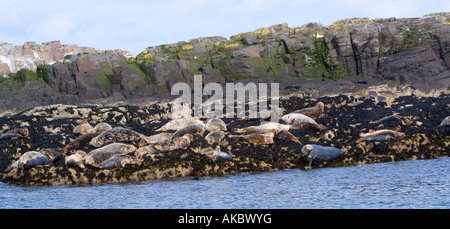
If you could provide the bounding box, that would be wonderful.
[65,150,86,169]
[282,113,318,125]
[235,122,290,134]
[371,114,412,126]
[84,143,137,168]
[301,144,346,167]
[100,154,141,169]
[171,124,205,139]
[0,127,29,141]
[239,108,285,121]
[63,132,102,155]
[92,122,113,133]
[229,129,277,145]
[4,148,62,172]
[150,134,194,152]
[291,102,324,120]
[89,127,149,147]
[156,118,204,132]
[145,132,174,144]
[205,131,226,145]
[357,129,406,143]
[73,123,93,135]
[205,118,227,132]
[207,147,233,162]
[275,130,302,144]
[288,122,327,131]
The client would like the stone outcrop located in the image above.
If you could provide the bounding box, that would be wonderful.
[0,13,449,114]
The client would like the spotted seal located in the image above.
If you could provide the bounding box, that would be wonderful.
[100,154,141,169]
[291,102,324,120]
[301,144,346,167]
[205,131,226,145]
[83,143,137,168]
[65,150,86,169]
[0,127,29,141]
[89,127,148,148]
[229,129,277,145]
[156,118,204,132]
[150,134,194,152]
[357,129,405,143]
[171,124,205,139]
[205,118,227,132]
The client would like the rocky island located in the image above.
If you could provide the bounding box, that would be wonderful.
[0,13,449,186]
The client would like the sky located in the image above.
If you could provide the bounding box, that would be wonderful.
[0,0,449,55]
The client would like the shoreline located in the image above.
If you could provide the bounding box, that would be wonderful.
[0,84,449,186]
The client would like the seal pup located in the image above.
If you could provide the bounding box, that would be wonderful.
[288,122,327,131]
[73,123,93,135]
[65,150,86,169]
[0,127,29,141]
[205,118,227,132]
[205,131,226,145]
[150,134,194,152]
[229,129,277,145]
[357,129,405,143]
[63,132,102,155]
[89,127,149,148]
[282,113,317,125]
[371,114,412,126]
[439,116,450,127]
[291,102,324,120]
[171,124,205,139]
[275,130,302,144]
[207,147,233,162]
[83,143,137,168]
[301,144,346,167]
[235,122,290,134]
[156,117,204,132]
[100,154,141,169]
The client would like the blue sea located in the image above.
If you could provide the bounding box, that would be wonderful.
[0,157,448,209]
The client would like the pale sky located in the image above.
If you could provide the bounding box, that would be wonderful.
[0,0,448,55]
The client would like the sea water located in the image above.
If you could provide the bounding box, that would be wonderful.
[0,157,448,209]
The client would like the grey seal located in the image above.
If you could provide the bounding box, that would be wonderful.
[65,150,86,169]
[4,148,62,172]
[171,124,205,139]
[89,127,148,147]
[0,127,29,141]
[371,114,412,126]
[282,113,317,125]
[63,132,102,155]
[205,131,226,145]
[207,147,233,162]
[205,118,227,132]
[150,134,194,152]
[357,129,405,143]
[291,102,324,120]
[229,129,277,145]
[83,143,137,168]
[301,144,346,167]
[100,154,141,169]
[156,118,204,131]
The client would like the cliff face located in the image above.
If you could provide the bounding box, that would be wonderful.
[0,40,133,74]
[0,13,449,113]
